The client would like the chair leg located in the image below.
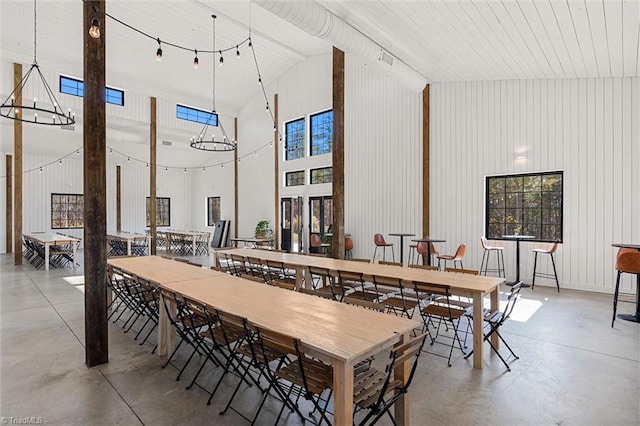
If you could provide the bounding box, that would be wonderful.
[550,253,560,292]
[372,246,378,263]
[500,250,506,278]
[391,246,395,262]
[532,252,538,289]
[480,250,488,275]
[612,271,622,327]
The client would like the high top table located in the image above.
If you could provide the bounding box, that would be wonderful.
[215,248,504,370]
[107,255,419,425]
[612,243,640,323]
[26,232,80,271]
[388,233,416,264]
[502,234,535,287]
[411,237,446,266]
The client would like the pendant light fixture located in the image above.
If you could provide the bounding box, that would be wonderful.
[189,15,235,152]
[0,0,75,126]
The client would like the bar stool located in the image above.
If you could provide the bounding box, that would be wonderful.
[611,249,640,327]
[437,244,466,270]
[372,233,395,262]
[480,236,505,277]
[531,240,560,292]
[310,234,329,254]
[344,236,353,259]
[409,241,439,265]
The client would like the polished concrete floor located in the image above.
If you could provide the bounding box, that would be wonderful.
[1,252,639,425]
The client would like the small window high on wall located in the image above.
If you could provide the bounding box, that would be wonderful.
[146,197,170,227]
[176,104,218,125]
[286,171,305,187]
[59,76,124,106]
[207,197,220,226]
[485,171,563,242]
[51,193,84,229]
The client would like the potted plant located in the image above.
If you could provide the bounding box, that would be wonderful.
[255,220,272,239]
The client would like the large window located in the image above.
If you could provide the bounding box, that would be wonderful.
[286,171,305,187]
[51,193,84,229]
[176,104,218,125]
[310,196,332,235]
[310,110,333,156]
[486,171,563,242]
[310,167,332,184]
[285,118,305,160]
[146,197,171,227]
[59,76,124,106]
[207,197,220,226]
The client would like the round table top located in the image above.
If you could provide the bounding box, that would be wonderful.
[388,233,416,237]
[502,234,535,240]
[612,243,640,250]
[411,237,446,243]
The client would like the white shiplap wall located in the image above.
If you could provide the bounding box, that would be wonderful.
[344,55,424,261]
[430,78,640,293]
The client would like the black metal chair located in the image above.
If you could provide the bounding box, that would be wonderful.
[464,282,523,371]
[353,333,428,425]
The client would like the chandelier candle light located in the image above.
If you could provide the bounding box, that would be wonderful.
[189,15,236,152]
[0,0,75,126]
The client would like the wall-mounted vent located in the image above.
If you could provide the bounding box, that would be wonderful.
[378,50,394,66]
[161,141,173,146]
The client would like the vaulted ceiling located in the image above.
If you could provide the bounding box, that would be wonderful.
[1,0,639,157]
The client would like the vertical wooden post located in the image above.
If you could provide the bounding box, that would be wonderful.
[13,63,22,265]
[5,155,13,253]
[273,93,279,249]
[422,85,430,237]
[332,47,345,259]
[116,165,121,232]
[234,117,238,239]
[83,0,108,367]
[150,97,157,254]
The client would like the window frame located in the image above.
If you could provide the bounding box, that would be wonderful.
[285,117,305,161]
[176,104,218,126]
[285,170,306,187]
[59,75,124,106]
[206,196,221,227]
[146,197,171,227]
[310,167,333,185]
[51,193,84,229]
[309,109,333,156]
[485,170,563,243]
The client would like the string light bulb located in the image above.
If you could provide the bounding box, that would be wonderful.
[89,18,101,39]
[248,38,252,49]
[156,38,163,61]
[219,50,223,66]
[236,45,240,58]
[193,50,199,68]
[258,77,262,85]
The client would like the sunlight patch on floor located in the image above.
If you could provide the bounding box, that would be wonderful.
[510,297,543,322]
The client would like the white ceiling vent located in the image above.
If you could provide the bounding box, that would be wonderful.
[378,50,394,66]
[161,140,173,146]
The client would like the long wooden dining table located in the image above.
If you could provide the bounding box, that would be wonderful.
[26,232,80,271]
[214,247,505,370]
[107,255,419,425]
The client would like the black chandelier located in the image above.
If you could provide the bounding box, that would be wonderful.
[0,0,75,126]
[189,15,235,152]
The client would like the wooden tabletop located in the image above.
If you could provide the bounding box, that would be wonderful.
[223,248,502,295]
[108,231,148,240]
[164,275,420,363]
[26,232,80,244]
[108,256,220,285]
